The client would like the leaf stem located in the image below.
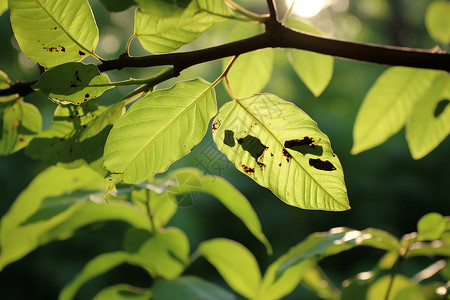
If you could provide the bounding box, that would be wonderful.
[211,55,239,87]
[225,0,269,22]
[126,34,136,55]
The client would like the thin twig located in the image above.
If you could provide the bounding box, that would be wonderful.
[266,0,278,22]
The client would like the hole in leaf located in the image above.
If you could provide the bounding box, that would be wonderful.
[284,137,323,156]
[79,50,86,56]
[309,158,336,171]
[434,99,449,118]
[223,130,235,147]
[237,135,268,160]
[242,164,255,174]
[282,149,292,162]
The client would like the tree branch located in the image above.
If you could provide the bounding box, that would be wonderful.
[2,24,449,97]
[266,0,278,22]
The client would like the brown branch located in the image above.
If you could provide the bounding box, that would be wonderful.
[266,0,278,22]
[2,23,449,97]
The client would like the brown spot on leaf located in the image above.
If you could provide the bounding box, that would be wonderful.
[85,93,90,99]
[242,164,255,174]
[257,161,266,170]
[12,120,19,132]
[60,46,65,52]
[309,158,336,171]
[282,149,292,162]
[79,50,86,56]
[18,137,24,142]
[43,46,59,52]
[212,120,221,131]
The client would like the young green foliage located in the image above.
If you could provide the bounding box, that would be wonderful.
[425,0,450,45]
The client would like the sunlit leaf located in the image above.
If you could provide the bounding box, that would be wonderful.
[33,63,113,105]
[212,94,349,211]
[406,73,450,159]
[103,78,216,184]
[0,166,102,270]
[135,1,226,53]
[286,20,333,97]
[0,100,21,155]
[300,266,340,300]
[163,168,271,253]
[224,22,273,98]
[425,0,450,45]
[417,212,446,241]
[153,276,236,300]
[407,241,450,258]
[0,0,7,16]
[26,100,124,168]
[135,0,191,17]
[93,284,151,300]
[12,101,42,152]
[367,275,425,300]
[9,0,99,67]
[352,67,439,154]
[198,238,261,299]
[255,227,400,300]
[60,251,151,300]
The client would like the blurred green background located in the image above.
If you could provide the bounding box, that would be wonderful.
[0,0,448,299]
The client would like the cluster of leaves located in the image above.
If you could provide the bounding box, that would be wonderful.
[0,0,449,299]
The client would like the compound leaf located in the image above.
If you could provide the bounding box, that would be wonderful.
[212,94,349,211]
[9,0,99,67]
[406,72,450,159]
[103,78,216,184]
[33,63,112,105]
[352,67,439,154]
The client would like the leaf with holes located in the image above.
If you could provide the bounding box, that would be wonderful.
[103,78,216,184]
[352,67,440,154]
[406,73,450,159]
[33,63,113,105]
[286,20,333,97]
[9,0,99,67]
[212,94,349,211]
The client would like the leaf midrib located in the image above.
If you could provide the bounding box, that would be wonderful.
[34,0,94,55]
[234,97,344,205]
[121,84,213,175]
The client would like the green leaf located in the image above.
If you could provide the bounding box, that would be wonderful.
[406,73,450,159]
[300,266,340,300]
[135,0,191,17]
[0,0,7,16]
[224,22,273,98]
[286,20,333,97]
[103,78,216,184]
[0,100,21,155]
[425,0,450,45]
[212,94,349,211]
[33,63,113,105]
[59,251,150,300]
[8,0,99,67]
[12,101,42,152]
[0,70,20,103]
[163,168,271,253]
[367,275,425,300]
[26,100,124,168]
[98,0,136,12]
[136,227,190,279]
[352,67,439,154]
[0,166,102,270]
[417,212,446,241]
[134,1,225,53]
[196,0,234,16]
[255,227,400,300]
[153,276,236,300]
[93,284,151,300]
[406,241,450,258]
[198,238,261,299]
